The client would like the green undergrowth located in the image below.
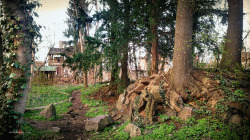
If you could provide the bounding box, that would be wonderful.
[90,121,130,140]
[24,102,72,121]
[90,117,250,140]
[15,122,59,140]
[85,106,109,117]
[24,84,83,121]
[81,84,108,117]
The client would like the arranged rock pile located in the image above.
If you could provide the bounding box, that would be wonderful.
[115,72,250,126]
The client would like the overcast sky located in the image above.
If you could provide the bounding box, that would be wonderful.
[35,0,69,61]
[34,0,250,61]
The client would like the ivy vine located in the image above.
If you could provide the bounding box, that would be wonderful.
[0,0,41,138]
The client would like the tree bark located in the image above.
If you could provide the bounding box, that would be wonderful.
[84,71,88,88]
[150,0,159,75]
[107,0,119,85]
[0,27,3,70]
[220,0,243,71]
[2,0,32,117]
[170,0,193,99]
[0,27,3,87]
[150,24,159,75]
[75,1,88,88]
[121,0,130,88]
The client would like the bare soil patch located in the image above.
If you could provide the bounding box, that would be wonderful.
[26,90,90,140]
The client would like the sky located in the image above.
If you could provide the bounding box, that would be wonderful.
[35,0,69,61]
[34,0,250,61]
[243,0,250,51]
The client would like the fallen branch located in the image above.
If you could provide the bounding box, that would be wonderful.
[25,97,73,111]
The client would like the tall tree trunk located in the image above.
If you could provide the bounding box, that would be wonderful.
[107,0,119,85]
[99,62,103,82]
[170,0,193,100]
[2,0,33,118]
[121,0,130,88]
[94,0,99,84]
[150,0,159,75]
[0,27,3,70]
[95,0,99,30]
[220,0,243,71]
[75,2,88,88]
[151,24,159,74]
[0,27,3,88]
[110,62,118,84]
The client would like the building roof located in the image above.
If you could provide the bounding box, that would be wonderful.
[48,47,74,55]
[34,66,56,72]
[48,48,64,55]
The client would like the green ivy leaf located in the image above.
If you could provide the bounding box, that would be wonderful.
[7,100,13,104]
[13,115,18,119]
[21,84,26,89]
[10,73,16,78]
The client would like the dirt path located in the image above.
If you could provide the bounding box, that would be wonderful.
[26,90,90,140]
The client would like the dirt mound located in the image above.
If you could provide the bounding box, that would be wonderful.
[115,70,250,125]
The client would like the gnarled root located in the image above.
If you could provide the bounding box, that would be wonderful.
[166,70,217,113]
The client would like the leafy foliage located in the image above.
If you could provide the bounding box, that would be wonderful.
[80,84,108,117]
[24,84,82,121]
[0,0,41,137]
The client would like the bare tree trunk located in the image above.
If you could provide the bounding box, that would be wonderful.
[99,62,103,82]
[121,0,130,88]
[2,0,33,118]
[146,51,151,76]
[151,24,159,74]
[95,0,99,30]
[220,0,243,71]
[170,0,193,100]
[94,66,97,84]
[83,23,88,88]
[160,59,165,73]
[150,0,159,75]
[75,3,88,88]
[94,0,99,84]
[107,0,119,85]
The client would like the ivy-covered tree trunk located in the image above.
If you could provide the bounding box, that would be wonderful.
[170,0,193,101]
[150,0,159,75]
[2,0,32,119]
[0,27,3,92]
[220,0,243,71]
[121,0,130,88]
[0,28,2,69]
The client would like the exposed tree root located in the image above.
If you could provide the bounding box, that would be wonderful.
[166,70,223,113]
[115,70,248,125]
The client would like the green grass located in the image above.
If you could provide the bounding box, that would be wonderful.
[89,117,249,140]
[85,106,109,117]
[14,122,59,140]
[80,84,109,117]
[90,121,130,140]
[25,84,83,120]
[24,102,72,121]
